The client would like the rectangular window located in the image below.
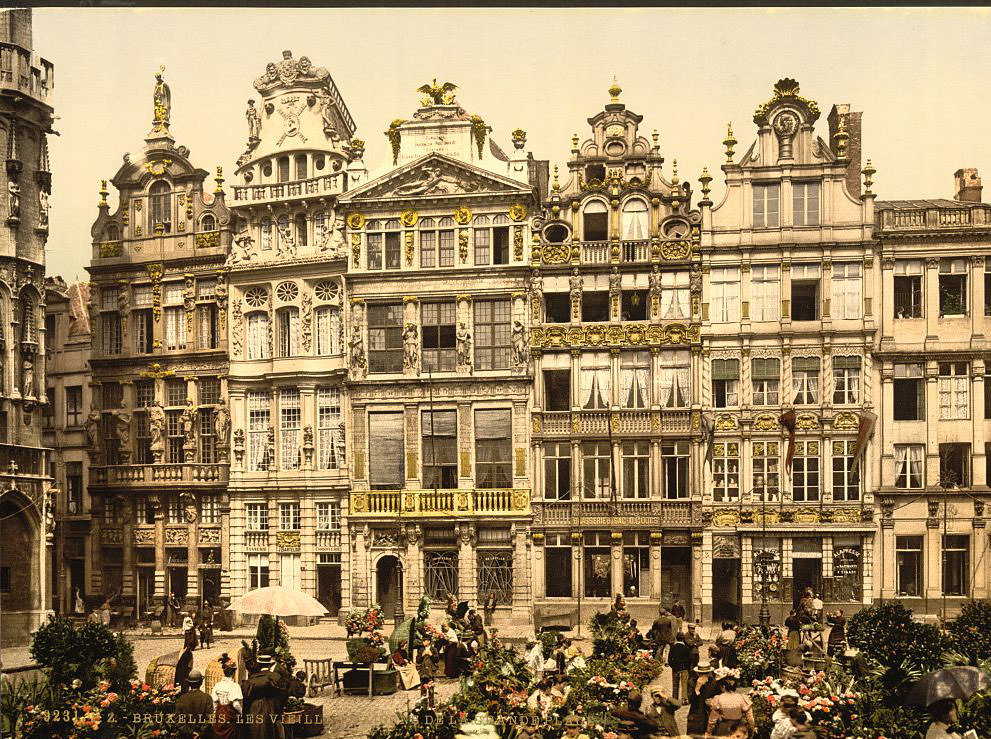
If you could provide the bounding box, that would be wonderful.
[713,442,740,502]
[438,229,455,267]
[135,380,154,409]
[475,409,512,487]
[474,299,511,370]
[831,262,862,319]
[710,267,740,322]
[752,358,780,406]
[198,377,221,406]
[939,443,970,488]
[938,362,969,420]
[317,388,344,470]
[66,462,83,514]
[315,306,341,356]
[369,411,404,489]
[623,532,651,599]
[659,351,689,408]
[582,441,612,498]
[939,258,968,316]
[580,353,612,409]
[793,181,820,226]
[246,502,269,531]
[662,441,689,499]
[422,409,458,489]
[316,501,341,531]
[832,440,860,501]
[367,303,403,373]
[942,535,969,596]
[164,307,186,350]
[367,233,383,270]
[544,293,571,323]
[133,285,153,307]
[753,183,780,228]
[133,309,154,353]
[200,495,221,524]
[894,363,925,421]
[832,356,861,405]
[247,313,270,360]
[894,260,924,318]
[198,408,216,464]
[43,388,55,427]
[166,496,183,525]
[65,386,83,426]
[894,444,925,489]
[659,272,690,320]
[544,442,572,500]
[621,289,648,321]
[793,441,820,502]
[896,536,923,597]
[477,549,513,605]
[248,391,271,471]
[421,302,456,373]
[424,550,459,599]
[101,313,122,355]
[792,356,820,405]
[584,531,612,598]
[620,351,650,409]
[385,232,401,270]
[545,533,572,597]
[750,265,780,322]
[581,291,610,322]
[543,369,571,411]
[473,227,490,265]
[752,441,780,502]
[791,264,821,321]
[712,358,739,408]
[197,304,218,350]
[279,389,301,470]
[493,226,510,265]
[420,231,436,268]
[277,308,300,358]
[247,554,270,590]
[621,441,649,498]
[279,502,301,530]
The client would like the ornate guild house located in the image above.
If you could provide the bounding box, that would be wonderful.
[86,71,233,613]
[529,82,705,625]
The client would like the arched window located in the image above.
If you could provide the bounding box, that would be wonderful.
[201,214,216,232]
[294,213,308,247]
[621,199,649,240]
[544,224,568,244]
[277,156,290,183]
[277,306,300,357]
[20,295,35,343]
[295,155,307,180]
[315,305,342,355]
[260,218,273,250]
[106,224,120,242]
[149,181,171,232]
[583,200,608,241]
[246,312,270,360]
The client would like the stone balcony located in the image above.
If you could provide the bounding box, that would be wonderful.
[538,238,692,266]
[532,499,700,527]
[231,173,346,205]
[533,409,693,437]
[876,203,991,233]
[0,41,54,103]
[349,488,531,519]
[90,463,229,488]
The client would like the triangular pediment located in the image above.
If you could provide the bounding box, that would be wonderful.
[341,152,531,203]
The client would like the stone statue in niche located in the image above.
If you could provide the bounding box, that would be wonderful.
[349,322,366,376]
[181,492,197,523]
[528,268,543,302]
[179,399,197,461]
[148,400,167,462]
[403,323,419,374]
[115,399,132,463]
[649,265,662,297]
[569,267,583,299]
[321,218,347,258]
[511,319,529,369]
[229,226,255,265]
[277,225,297,259]
[608,266,621,297]
[85,409,101,461]
[7,181,20,222]
[245,99,261,142]
[38,189,49,230]
[318,91,338,139]
[21,357,33,397]
[456,321,472,369]
[214,398,231,460]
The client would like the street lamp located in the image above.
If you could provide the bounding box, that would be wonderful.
[394,559,405,625]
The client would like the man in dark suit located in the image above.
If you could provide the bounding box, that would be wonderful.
[241,653,289,739]
[174,645,194,695]
[174,669,213,739]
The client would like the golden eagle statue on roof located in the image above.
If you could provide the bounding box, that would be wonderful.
[418,79,458,106]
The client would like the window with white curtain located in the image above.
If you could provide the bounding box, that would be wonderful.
[753,441,780,502]
[753,183,780,228]
[280,389,301,470]
[792,357,820,405]
[938,362,970,420]
[751,265,780,322]
[247,312,270,359]
[582,441,612,498]
[620,351,650,408]
[315,306,341,355]
[792,181,820,226]
[277,307,300,357]
[475,409,512,488]
[659,351,690,408]
[279,501,301,530]
[894,444,924,489]
[621,199,649,240]
[164,307,185,350]
[752,358,780,406]
[246,503,269,531]
[580,353,612,409]
[832,356,861,405]
[832,440,860,501]
[544,442,572,500]
[260,218,273,251]
[316,501,340,531]
[710,267,740,322]
[248,553,270,589]
[248,391,271,470]
[831,263,862,319]
[713,442,740,502]
[621,441,649,498]
[318,387,344,470]
[659,272,690,319]
[280,554,301,591]
[712,359,739,408]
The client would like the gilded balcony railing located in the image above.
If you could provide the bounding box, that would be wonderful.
[533,409,692,436]
[531,499,698,526]
[350,488,531,517]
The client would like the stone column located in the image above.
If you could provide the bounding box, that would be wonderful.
[781,262,792,322]
[879,502,896,601]
[458,523,476,604]
[571,532,582,601]
[122,505,134,599]
[924,257,939,340]
[690,531,703,621]
[186,505,199,607]
[740,535,753,610]
[650,532,662,601]
[971,359,987,488]
[532,532,546,600]
[154,498,166,600]
[880,257,895,342]
[925,513,943,602]
[924,361,940,487]
[861,534,874,606]
[404,403,419,488]
[971,256,985,340]
[611,531,623,599]
[220,494,231,601]
[512,525,531,620]
[700,530,713,622]
[458,403,473,488]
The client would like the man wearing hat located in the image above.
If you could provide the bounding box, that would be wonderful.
[686,660,717,736]
[174,669,213,739]
[684,623,703,667]
[645,686,681,737]
[241,653,289,739]
[563,714,590,739]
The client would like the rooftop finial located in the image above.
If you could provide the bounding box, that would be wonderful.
[552,164,560,193]
[214,166,225,195]
[671,159,679,185]
[862,158,876,196]
[418,79,458,106]
[723,123,737,163]
[151,65,171,134]
[699,166,712,203]
[99,179,108,208]
[608,77,622,104]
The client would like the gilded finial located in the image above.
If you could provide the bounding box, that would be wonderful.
[723,123,737,163]
[214,166,225,195]
[652,129,659,148]
[699,166,712,201]
[552,164,560,193]
[99,179,108,207]
[571,132,579,150]
[608,76,622,103]
[861,158,876,196]
[671,158,679,185]
[834,115,849,159]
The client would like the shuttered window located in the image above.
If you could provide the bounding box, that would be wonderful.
[369,412,405,489]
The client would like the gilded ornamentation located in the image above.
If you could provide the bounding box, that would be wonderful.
[417,79,458,106]
[277,531,301,552]
[351,233,361,265]
[386,119,405,164]
[195,232,220,249]
[513,225,524,261]
[542,243,570,265]
[532,414,541,433]
[753,78,821,125]
[659,239,691,260]
[146,263,163,321]
[509,203,528,222]
[400,209,418,227]
[833,411,859,430]
[404,231,414,265]
[715,414,738,431]
[144,158,173,176]
[795,413,818,430]
[514,447,526,476]
[753,413,778,431]
[458,229,469,263]
[793,507,819,524]
[712,509,739,528]
[453,206,472,225]
[469,115,487,159]
[347,213,366,230]
[99,241,122,258]
[531,322,698,349]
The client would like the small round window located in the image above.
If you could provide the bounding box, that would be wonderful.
[315,156,326,171]
[314,280,340,302]
[543,223,569,244]
[244,287,268,308]
[262,162,273,178]
[276,281,299,302]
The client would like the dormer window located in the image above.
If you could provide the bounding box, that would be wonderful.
[105,225,120,241]
[149,181,171,233]
[621,199,648,240]
[585,164,606,183]
[277,156,290,183]
[753,183,780,229]
[583,200,608,241]
[295,155,307,180]
[201,214,216,232]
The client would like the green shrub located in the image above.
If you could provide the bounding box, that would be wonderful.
[29,616,136,693]
[948,601,991,665]
[847,602,950,673]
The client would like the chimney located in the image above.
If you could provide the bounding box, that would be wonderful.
[828,104,863,197]
[954,168,982,202]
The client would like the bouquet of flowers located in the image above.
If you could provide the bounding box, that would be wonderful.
[734,625,783,682]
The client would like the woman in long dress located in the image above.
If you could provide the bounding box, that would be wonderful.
[211,654,243,739]
[391,640,421,690]
[707,676,755,737]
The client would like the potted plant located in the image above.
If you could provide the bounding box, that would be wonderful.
[344,605,387,662]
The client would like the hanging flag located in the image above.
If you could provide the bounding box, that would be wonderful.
[779,409,797,472]
[852,410,878,473]
[700,412,715,470]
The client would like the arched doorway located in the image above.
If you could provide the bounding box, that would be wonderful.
[375,555,401,617]
[0,493,41,645]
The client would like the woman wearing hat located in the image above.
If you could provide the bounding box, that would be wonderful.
[707,670,755,737]
[686,659,716,736]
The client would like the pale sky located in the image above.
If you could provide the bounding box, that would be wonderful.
[33,7,991,282]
